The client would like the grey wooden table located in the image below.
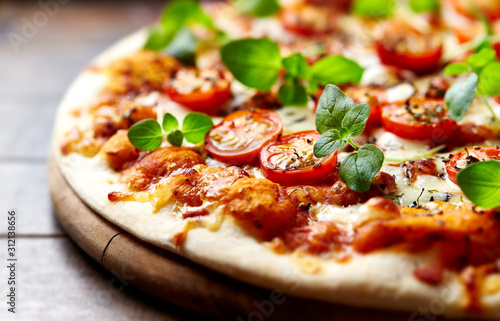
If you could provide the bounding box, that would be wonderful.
[0,2,210,320]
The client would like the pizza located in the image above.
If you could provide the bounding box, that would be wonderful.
[53,0,500,318]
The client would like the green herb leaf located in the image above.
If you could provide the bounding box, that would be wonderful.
[311,56,364,86]
[467,48,496,73]
[444,63,469,76]
[162,113,179,134]
[167,129,184,147]
[144,25,172,51]
[339,144,384,193]
[409,0,439,13]
[278,78,308,106]
[456,160,500,209]
[282,53,310,79]
[315,84,355,134]
[128,119,164,151]
[445,73,478,121]
[220,38,282,91]
[233,0,280,17]
[352,0,394,18]
[313,129,348,158]
[341,103,370,137]
[182,112,214,144]
[164,26,198,65]
[478,62,500,97]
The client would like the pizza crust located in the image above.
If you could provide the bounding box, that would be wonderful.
[52,29,500,319]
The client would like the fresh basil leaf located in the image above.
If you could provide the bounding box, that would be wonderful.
[220,38,282,91]
[339,127,351,140]
[182,112,214,144]
[128,119,163,151]
[445,73,478,121]
[339,144,384,193]
[315,84,355,134]
[313,129,348,158]
[282,53,310,79]
[444,63,469,76]
[167,129,184,147]
[341,103,370,137]
[352,0,394,18]
[456,160,500,209]
[311,56,364,86]
[144,25,172,51]
[478,62,500,97]
[409,0,439,13]
[467,48,496,73]
[278,78,308,106]
[233,0,280,17]
[164,26,198,65]
[162,113,179,134]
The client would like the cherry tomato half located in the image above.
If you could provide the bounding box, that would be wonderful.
[375,21,443,74]
[448,0,500,21]
[164,68,232,115]
[259,131,338,186]
[205,109,283,165]
[445,146,500,184]
[382,98,458,142]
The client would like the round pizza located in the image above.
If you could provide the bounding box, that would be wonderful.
[53,0,500,318]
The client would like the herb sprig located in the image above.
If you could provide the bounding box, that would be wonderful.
[220,38,364,106]
[144,0,223,65]
[313,85,385,193]
[444,47,500,122]
[128,113,213,151]
[457,160,500,209]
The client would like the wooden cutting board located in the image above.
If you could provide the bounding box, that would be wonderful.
[48,154,457,321]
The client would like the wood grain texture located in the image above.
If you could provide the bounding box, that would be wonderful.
[48,154,460,321]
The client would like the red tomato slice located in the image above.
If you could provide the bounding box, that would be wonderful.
[205,109,283,165]
[280,4,336,36]
[448,0,500,21]
[375,21,443,74]
[495,42,500,59]
[382,98,458,142]
[445,146,500,184]
[259,131,338,186]
[164,68,232,115]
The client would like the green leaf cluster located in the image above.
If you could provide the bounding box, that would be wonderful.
[220,39,363,106]
[144,0,221,64]
[313,85,384,192]
[444,47,500,121]
[128,112,214,150]
[232,0,280,17]
[352,0,394,18]
[409,0,440,13]
[456,160,500,209]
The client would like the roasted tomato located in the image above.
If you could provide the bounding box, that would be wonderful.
[382,98,458,142]
[280,4,337,36]
[205,109,283,165]
[448,0,500,21]
[259,131,338,186]
[342,86,387,133]
[375,20,443,74]
[445,146,500,184]
[164,68,232,115]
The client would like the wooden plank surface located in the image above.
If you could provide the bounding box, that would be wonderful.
[0,2,212,320]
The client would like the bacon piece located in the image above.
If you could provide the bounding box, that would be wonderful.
[400,158,438,182]
[413,263,444,285]
[100,130,139,171]
[124,147,205,191]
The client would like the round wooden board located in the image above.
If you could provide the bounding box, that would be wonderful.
[48,154,465,321]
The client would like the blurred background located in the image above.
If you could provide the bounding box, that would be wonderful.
[0,1,208,320]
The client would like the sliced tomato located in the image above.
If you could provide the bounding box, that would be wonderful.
[495,42,500,59]
[164,68,232,115]
[375,21,443,74]
[448,0,500,21]
[445,146,500,184]
[205,109,283,165]
[259,131,338,186]
[280,4,336,36]
[382,98,458,142]
[343,86,387,133]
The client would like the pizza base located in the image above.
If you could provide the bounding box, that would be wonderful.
[52,29,500,319]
